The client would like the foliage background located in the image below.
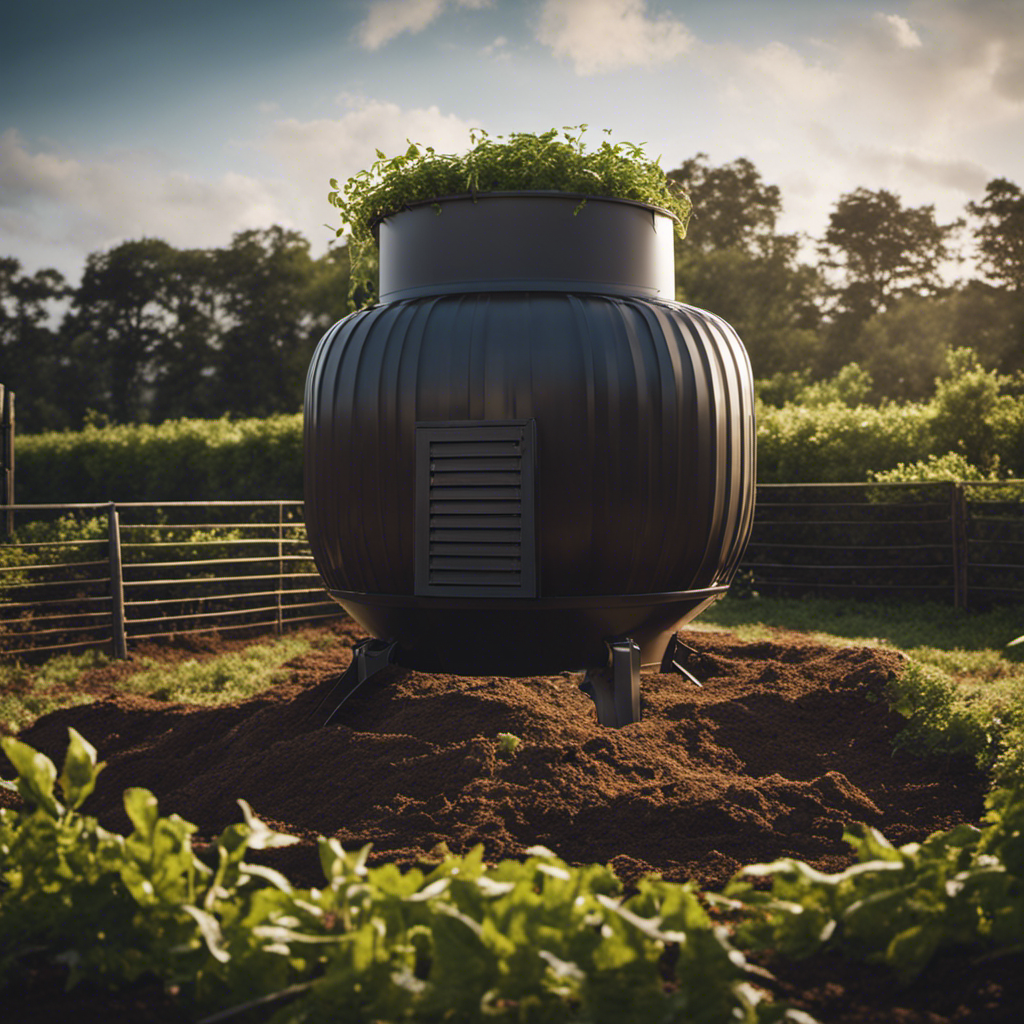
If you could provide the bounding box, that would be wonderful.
[3,150,1023,496]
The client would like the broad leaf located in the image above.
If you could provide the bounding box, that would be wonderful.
[1,736,62,818]
[58,728,104,810]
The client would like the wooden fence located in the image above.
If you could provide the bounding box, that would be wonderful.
[1,482,1023,661]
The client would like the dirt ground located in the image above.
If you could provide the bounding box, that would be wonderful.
[2,617,1020,1023]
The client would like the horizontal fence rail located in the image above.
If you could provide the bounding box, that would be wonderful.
[0,500,340,659]
[2,482,1023,661]
[738,480,1024,607]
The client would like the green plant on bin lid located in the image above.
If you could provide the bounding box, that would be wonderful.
[328,125,692,309]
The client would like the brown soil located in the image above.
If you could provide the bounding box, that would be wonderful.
[3,617,1017,1023]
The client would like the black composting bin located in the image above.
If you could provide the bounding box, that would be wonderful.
[304,191,755,725]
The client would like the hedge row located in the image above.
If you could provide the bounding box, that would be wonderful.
[14,415,304,504]
[12,390,1024,503]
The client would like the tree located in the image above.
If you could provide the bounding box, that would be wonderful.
[147,246,226,422]
[817,188,961,368]
[0,257,73,431]
[667,154,782,254]
[67,238,179,423]
[968,177,1024,291]
[854,296,956,403]
[668,154,824,378]
[212,227,324,417]
[304,242,356,336]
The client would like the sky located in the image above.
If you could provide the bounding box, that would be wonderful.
[2,0,1023,285]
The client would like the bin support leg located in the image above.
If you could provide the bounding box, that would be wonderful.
[661,634,703,688]
[314,638,398,725]
[580,638,641,727]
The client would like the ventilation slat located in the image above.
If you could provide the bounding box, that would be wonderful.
[429,571,523,586]
[430,556,521,571]
[430,441,521,458]
[429,486,522,500]
[430,543,521,557]
[431,458,521,472]
[430,472,522,486]
[416,421,537,597]
[429,500,521,515]
[430,529,521,543]
[429,515,523,529]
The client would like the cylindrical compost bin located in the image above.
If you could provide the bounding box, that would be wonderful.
[304,191,755,719]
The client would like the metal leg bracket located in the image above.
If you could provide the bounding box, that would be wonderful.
[661,633,703,688]
[313,638,398,726]
[579,638,641,727]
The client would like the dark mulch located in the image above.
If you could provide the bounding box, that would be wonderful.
[3,618,1015,1022]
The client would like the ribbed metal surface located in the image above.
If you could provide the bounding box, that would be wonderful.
[304,291,754,602]
[414,421,536,597]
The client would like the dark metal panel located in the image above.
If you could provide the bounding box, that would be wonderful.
[378,194,676,302]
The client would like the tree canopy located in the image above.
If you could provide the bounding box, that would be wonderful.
[2,158,1022,432]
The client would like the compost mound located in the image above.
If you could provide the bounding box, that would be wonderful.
[10,620,986,892]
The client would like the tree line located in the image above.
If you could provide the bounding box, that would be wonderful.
[668,158,1023,405]
[2,158,1023,434]
[0,228,353,432]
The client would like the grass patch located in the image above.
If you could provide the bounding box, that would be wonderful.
[0,649,113,735]
[698,594,1024,651]
[0,631,329,734]
[120,634,315,704]
[697,594,1024,783]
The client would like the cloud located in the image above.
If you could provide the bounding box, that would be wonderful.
[356,0,492,50]
[0,129,285,249]
[535,0,693,75]
[686,1,1023,256]
[874,13,922,50]
[0,98,479,281]
[807,124,989,195]
[481,35,508,58]
[731,41,839,106]
[263,97,477,239]
[845,1,1024,138]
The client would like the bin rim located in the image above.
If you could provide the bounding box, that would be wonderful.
[370,189,682,239]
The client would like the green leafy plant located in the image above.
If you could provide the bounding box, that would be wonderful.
[496,732,521,757]
[7,727,1024,1020]
[720,785,1024,985]
[328,125,693,309]
[2,729,807,1022]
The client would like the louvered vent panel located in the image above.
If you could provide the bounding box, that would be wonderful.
[415,421,537,597]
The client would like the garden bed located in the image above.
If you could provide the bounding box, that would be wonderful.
[3,618,1016,1022]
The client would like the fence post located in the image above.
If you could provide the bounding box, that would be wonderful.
[108,501,128,658]
[951,481,969,610]
[1,385,12,540]
[276,501,283,635]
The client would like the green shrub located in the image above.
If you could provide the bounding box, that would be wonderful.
[12,357,1024,496]
[868,452,997,484]
[15,415,303,503]
[929,348,1003,470]
[755,400,934,483]
[757,364,873,409]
